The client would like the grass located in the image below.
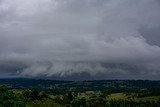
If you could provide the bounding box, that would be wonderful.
[107,92,160,102]
[134,96,160,102]
[107,93,126,100]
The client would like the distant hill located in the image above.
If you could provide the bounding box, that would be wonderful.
[0,78,160,94]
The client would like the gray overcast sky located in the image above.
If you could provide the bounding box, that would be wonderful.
[0,0,160,80]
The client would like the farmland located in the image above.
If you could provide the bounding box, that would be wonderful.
[0,78,160,107]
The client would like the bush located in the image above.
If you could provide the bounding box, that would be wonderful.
[0,85,25,107]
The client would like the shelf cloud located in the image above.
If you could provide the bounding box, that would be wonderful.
[0,0,160,80]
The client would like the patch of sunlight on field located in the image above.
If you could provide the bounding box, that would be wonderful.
[108,93,127,99]
[13,89,24,94]
[134,96,160,102]
[107,93,160,102]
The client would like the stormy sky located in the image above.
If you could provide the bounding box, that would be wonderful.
[0,0,160,80]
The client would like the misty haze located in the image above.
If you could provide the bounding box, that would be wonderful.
[0,0,160,80]
[0,0,160,107]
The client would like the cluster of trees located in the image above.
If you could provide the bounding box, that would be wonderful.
[22,89,47,101]
[0,85,50,107]
[54,92,160,107]
[136,89,160,98]
[0,83,160,107]
[0,85,25,107]
[1,79,160,95]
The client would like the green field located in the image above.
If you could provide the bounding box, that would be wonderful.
[0,79,160,107]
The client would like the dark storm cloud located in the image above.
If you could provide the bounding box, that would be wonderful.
[0,0,160,80]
